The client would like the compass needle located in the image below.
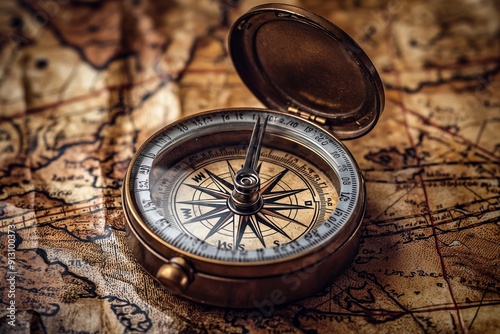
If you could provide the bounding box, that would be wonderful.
[123,3,382,307]
[227,116,268,215]
[243,116,268,172]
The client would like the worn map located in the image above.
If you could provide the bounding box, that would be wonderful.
[1,0,499,333]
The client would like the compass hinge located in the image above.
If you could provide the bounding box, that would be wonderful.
[287,106,326,125]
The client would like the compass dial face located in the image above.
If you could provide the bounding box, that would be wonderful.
[125,110,363,264]
[151,144,339,251]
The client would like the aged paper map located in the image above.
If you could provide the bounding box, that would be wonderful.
[0,0,499,332]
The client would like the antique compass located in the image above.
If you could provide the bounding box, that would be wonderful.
[122,4,384,308]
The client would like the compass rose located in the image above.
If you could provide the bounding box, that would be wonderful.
[178,163,311,249]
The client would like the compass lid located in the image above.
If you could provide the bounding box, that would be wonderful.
[229,4,385,140]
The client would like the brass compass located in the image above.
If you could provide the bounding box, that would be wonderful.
[122,3,384,308]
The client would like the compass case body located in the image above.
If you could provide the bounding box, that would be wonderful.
[122,3,384,309]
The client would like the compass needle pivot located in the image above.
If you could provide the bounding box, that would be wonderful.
[228,116,269,215]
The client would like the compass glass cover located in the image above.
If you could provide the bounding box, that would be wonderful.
[126,110,364,265]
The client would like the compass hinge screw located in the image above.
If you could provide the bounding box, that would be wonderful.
[287,106,326,125]
[156,257,193,293]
